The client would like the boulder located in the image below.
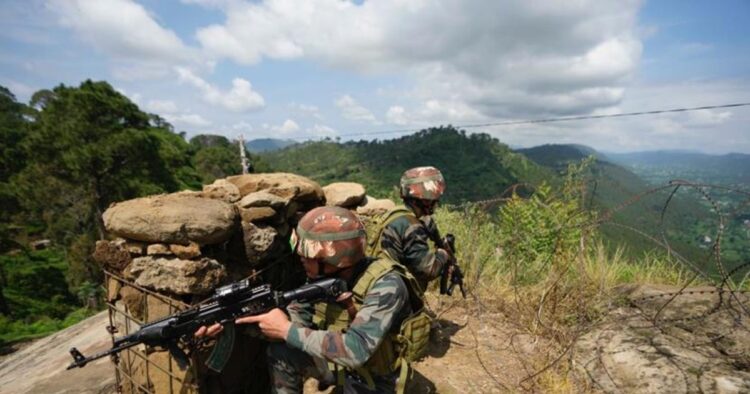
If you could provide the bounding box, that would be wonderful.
[574,285,750,393]
[124,256,227,295]
[103,195,238,245]
[125,241,147,255]
[237,190,289,209]
[323,182,366,208]
[92,240,131,271]
[241,222,279,265]
[146,243,172,255]
[169,242,201,260]
[239,207,277,223]
[356,196,396,216]
[202,179,241,203]
[225,173,324,204]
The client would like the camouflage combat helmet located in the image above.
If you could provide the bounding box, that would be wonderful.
[291,206,367,268]
[400,166,446,201]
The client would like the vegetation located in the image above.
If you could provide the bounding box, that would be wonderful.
[0,81,259,347]
[260,127,552,203]
[433,160,694,390]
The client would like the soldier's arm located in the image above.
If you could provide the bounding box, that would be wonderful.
[284,272,408,369]
[388,218,447,281]
[287,300,314,326]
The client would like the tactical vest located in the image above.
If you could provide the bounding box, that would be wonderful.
[365,206,413,260]
[312,258,431,393]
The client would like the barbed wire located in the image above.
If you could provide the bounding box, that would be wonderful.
[434,176,750,391]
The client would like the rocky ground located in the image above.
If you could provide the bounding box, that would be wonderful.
[1,285,748,393]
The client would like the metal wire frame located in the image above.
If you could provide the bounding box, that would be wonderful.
[104,270,200,394]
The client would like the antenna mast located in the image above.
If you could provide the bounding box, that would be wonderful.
[239,134,249,174]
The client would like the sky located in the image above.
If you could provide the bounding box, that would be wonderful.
[1,0,749,153]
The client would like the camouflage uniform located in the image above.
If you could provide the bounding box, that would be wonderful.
[267,259,412,393]
[379,213,448,292]
[268,207,419,394]
[378,166,449,292]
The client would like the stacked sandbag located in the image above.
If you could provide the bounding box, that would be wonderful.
[93,173,326,394]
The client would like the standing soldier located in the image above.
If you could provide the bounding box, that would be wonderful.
[367,166,450,294]
[198,206,429,393]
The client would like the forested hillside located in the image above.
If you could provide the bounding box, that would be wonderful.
[0,82,262,345]
[260,127,553,203]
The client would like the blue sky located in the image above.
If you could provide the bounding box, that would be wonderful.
[1,0,749,153]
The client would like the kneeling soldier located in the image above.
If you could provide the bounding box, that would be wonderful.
[200,206,429,393]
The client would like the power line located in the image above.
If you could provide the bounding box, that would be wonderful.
[336,102,750,138]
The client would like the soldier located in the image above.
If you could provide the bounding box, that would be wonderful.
[197,206,429,394]
[367,166,450,293]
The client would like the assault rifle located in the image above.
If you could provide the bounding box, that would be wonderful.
[67,277,347,371]
[422,216,465,298]
[436,233,466,298]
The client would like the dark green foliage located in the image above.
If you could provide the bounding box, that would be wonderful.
[7,81,204,288]
[261,126,553,203]
[0,249,78,320]
[190,134,242,183]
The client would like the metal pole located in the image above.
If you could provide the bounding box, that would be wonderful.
[239,134,249,175]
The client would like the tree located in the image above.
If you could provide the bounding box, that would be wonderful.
[13,80,199,287]
[190,134,242,183]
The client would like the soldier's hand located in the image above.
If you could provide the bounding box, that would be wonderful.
[236,308,291,341]
[194,323,223,338]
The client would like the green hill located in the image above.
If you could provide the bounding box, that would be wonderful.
[260,126,553,203]
[517,144,735,276]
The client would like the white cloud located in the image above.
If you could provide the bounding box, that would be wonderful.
[147,99,179,114]
[164,113,212,127]
[47,0,195,71]
[176,67,265,112]
[386,106,408,125]
[272,119,300,134]
[479,79,750,154]
[307,124,337,137]
[290,102,323,120]
[335,94,377,123]
[197,0,643,117]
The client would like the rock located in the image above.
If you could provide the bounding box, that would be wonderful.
[107,277,122,302]
[241,222,279,265]
[125,241,147,255]
[124,256,227,295]
[169,242,201,259]
[356,196,396,216]
[237,190,288,209]
[323,182,366,208]
[239,207,277,223]
[146,243,172,255]
[146,351,193,393]
[103,194,238,245]
[146,294,178,321]
[120,285,145,322]
[225,173,324,204]
[574,285,750,393]
[202,179,241,203]
[92,240,131,271]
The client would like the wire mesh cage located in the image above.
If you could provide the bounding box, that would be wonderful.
[105,270,200,394]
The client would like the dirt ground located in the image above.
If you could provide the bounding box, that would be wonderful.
[0,299,545,394]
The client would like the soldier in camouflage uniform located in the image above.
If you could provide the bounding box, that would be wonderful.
[370,166,450,293]
[200,206,428,394]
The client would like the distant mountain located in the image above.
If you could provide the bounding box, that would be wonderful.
[605,151,750,185]
[259,126,553,203]
[245,138,297,153]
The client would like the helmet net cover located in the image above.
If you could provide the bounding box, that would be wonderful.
[291,206,366,268]
[400,166,446,201]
